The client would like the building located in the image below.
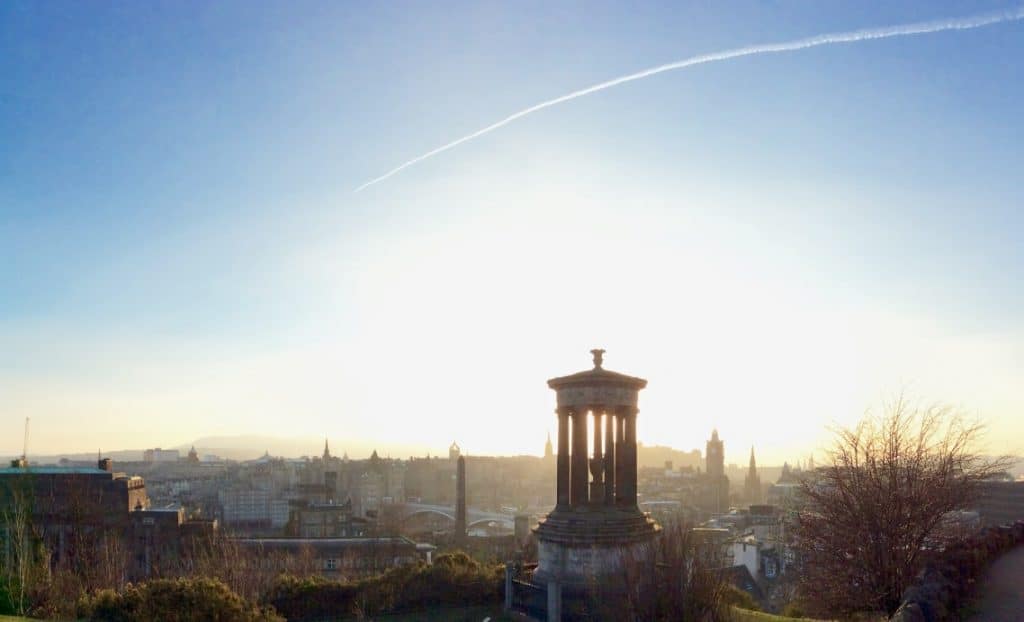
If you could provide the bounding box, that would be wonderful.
[702,430,730,513]
[744,447,762,505]
[975,480,1024,526]
[0,458,215,580]
[731,534,760,579]
[143,448,181,463]
[0,459,150,565]
[706,430,724,479]
[130,506,218,578]
[218,487,290,529]
[354,451,405,518]
[286,499,370,538]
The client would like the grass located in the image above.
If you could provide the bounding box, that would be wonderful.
[0,616,34,622]
[729,606,827,622]
[365,607,513,621]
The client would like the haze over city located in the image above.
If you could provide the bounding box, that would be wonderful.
[3,1,1023,466]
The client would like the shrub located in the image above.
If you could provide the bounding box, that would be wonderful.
[723,585,762,612]
[266,551,503,621]
[79,577,283,622]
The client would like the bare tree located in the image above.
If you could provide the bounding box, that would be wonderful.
[0,472,39,616]
[794,395,1015,617]
[582,520,729,621]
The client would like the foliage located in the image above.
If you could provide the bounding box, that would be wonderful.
[0,582,18,616]
[266,551,503,621]
[78,577,283,622]
[723,585,763,611]
[780,601,810,618]
[793,395,1015,617]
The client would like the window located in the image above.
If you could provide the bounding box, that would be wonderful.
[325,558,337,571]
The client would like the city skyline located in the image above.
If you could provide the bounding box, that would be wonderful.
[3,1,1023,464]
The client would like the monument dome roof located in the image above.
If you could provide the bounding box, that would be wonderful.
[546,349,647,391]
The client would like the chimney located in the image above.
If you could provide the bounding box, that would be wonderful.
[98,457,113,472]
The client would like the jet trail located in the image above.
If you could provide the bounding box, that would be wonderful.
[355,6,1024,192]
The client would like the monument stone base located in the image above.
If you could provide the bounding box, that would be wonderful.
[533,505,660,586]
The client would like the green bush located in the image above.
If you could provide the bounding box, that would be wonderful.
[723,585,762,612]
[264,575,361,621]
[79,577,282,622]
[780,601,809,618]
[267,551,503,621]
[0,580,17,615]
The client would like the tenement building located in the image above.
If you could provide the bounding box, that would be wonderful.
[0,458,215,580]
[533,349,660,589]
[0,458,150,565]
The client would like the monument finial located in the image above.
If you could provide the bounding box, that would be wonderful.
[590,348,605,369]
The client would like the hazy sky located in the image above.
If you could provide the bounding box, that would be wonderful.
[2,1,1023,465]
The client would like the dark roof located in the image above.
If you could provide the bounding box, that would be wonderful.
[233,537,418,551]
[719,565,766,602]
[547,349,647,390]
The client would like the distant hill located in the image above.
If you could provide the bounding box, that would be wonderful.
[172,435,340,461]
[176,435,432,461]
[9,435,423,466]
[9,449,146,465]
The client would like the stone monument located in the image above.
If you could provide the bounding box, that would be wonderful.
[533,349,660,587]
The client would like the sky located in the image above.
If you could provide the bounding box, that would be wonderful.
[2,1,1023,465]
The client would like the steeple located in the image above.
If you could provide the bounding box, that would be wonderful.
[323,438,331,461]
[544,432,553,459]
[744,445,762,504]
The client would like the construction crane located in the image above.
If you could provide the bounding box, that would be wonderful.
[23,417,29,465]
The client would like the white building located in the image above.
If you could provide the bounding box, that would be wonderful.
[144,448,181,463]
[218,488,290,528]
[731,534,760,579]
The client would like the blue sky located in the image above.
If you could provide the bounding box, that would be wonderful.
[2,1,1022,463]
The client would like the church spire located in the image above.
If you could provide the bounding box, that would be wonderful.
[744,446,762,504]
[323,438,331,460]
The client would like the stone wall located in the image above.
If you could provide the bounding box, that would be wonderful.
[891,521,1024,622]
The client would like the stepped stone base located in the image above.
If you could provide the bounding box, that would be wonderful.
[533,505,660,586]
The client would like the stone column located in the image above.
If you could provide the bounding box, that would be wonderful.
[615,413,626,505]
[624,408,638,507]
[504,562,514,611]
[604,408,615,505]
[589,408,604,504]
[556,408,570,509]
[547,580,562,622]
[570,407,589,506]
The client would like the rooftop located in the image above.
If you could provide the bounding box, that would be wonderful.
[0,466,110,476]
[547,348,647,390]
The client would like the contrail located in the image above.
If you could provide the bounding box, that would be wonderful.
[355,6,1024,192]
